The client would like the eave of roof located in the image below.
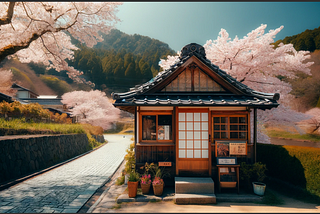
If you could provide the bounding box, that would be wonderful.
[113,95,278,110]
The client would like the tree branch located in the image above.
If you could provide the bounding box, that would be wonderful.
[0,29,49,62]
[0,2,15,26]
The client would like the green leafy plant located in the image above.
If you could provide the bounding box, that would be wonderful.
[240,162,267,190]
[115,175,125,186]
[124,142,135,174]
[128,170,140,182]
[253,162,267,183]
[148,163,170,180]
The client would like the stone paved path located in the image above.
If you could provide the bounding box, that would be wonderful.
[0,134,133,213]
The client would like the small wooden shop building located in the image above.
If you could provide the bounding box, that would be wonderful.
[112,43,279,187]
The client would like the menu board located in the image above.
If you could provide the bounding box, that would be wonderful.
[216,141,247,157]
[229,142,247,155]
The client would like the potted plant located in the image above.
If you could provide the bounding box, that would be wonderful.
[140,174,152,194]
[252,162,267,196]
[150,163,168,196]
[127,170,140,198]
[140,162,152,194]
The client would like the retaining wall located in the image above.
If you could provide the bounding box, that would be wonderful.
[0,134,96,184]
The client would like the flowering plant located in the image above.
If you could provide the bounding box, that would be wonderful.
[140,174,151,185]
[152,176,164,185]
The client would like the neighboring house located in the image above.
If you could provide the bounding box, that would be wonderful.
[11,83,39,99]
[8,83,73,120]
[0,92,14,103]
[112,43,280,191]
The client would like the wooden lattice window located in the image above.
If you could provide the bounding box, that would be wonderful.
[213,115,248,140]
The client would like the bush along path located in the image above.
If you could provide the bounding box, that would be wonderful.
[0,134,133,213]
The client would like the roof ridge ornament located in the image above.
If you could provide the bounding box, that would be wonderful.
[180,43,206,59]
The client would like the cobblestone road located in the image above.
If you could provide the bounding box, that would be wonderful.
[0,134,133,213]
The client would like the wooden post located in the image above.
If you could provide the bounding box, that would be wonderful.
[134,106,137,168]
[254,108,257,163]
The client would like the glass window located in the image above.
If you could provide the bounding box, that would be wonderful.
[141,114,173,142]
[213,115,248,140]
[142,115,156,140]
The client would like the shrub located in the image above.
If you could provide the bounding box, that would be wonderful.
[240,162,267,190]
[124,142,135,174]
[257,143,320,197]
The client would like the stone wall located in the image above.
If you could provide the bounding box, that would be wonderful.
[0,134,93,184]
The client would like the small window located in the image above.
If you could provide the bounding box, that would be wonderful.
[213,115,248,140]
[141,113,173,142]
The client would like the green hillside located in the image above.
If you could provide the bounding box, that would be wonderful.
[69,29,176,92]
[274,26,320,52]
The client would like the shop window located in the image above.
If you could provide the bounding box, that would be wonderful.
[141,114,172,142]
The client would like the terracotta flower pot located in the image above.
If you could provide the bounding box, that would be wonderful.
[152,183,164,196]
[128,181,139,198]
[141,182,151,194]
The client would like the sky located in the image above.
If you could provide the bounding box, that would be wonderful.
[115,2,320,52]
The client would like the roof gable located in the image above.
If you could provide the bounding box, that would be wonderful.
[112,43,280,113]
[160,63,226,93]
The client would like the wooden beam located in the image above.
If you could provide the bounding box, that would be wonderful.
[254,108,257,163]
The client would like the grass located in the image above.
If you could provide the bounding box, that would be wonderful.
[104,121,134,134]
[0,118,86,134]
[115,175,125,186]
[266,127,320,142]
[0,117,105,149]
[111,203,122,209]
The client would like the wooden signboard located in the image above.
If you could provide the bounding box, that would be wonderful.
[158,162,172,167]
[216,157,237,165]
[229,141,247,155]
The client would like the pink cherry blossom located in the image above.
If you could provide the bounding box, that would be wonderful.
[0,2,122,85]
[160,24,314,144]
[61,90,120,129]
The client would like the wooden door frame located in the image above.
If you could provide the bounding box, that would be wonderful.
[175,107,211,176]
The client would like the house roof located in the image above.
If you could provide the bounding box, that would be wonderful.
[20,98,63,106]
[112,43,280,113]
[11,83,39,97]
[0,92,14,103]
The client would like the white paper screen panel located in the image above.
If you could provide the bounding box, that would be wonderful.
[178,111,209,159]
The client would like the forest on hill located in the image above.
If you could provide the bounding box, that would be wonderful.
[274,26,320,52]
[68,29,176,92]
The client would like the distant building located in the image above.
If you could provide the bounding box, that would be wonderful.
[8,83,74,120]
[0,92,14,103]
[11,83,39,99]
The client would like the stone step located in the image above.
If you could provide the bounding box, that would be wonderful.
[175,177,214,194]
[174,193,216,204]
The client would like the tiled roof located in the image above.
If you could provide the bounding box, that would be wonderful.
[0,92,14,103]
[114,95,278,109]
[20,98,63,106]
[112,43,280,110]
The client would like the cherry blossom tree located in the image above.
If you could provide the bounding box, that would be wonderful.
[61,90,120,129]
[159,24,314,143]
[296,107,320,134]
[0,68,16,96]
[0,2,122,85]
